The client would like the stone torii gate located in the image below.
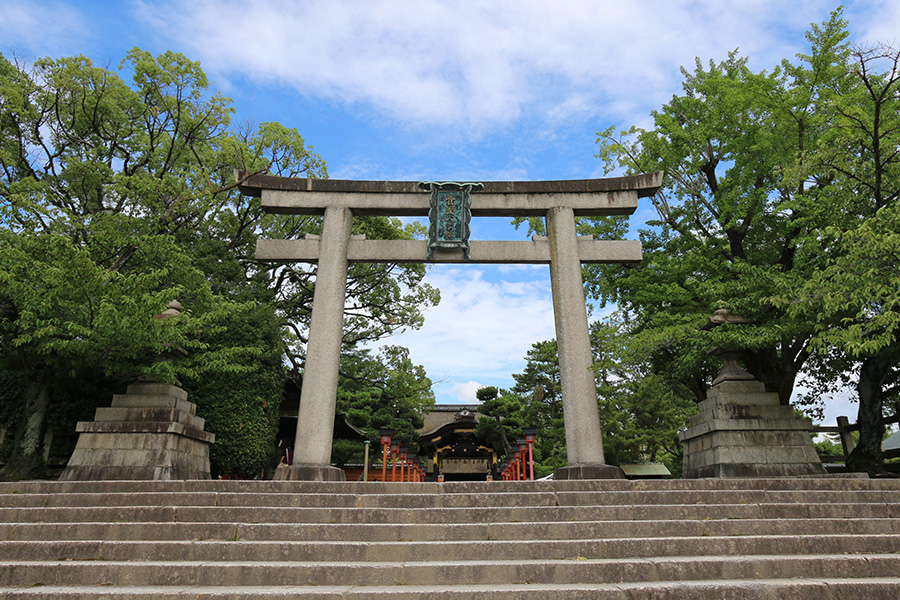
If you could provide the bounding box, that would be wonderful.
[240,171,663,481]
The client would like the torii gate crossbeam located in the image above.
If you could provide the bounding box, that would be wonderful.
[241,171,663,481]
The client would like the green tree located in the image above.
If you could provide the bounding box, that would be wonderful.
[592,11,900,474]
[334,345,435,465]
[588,10,853,432]
[784,202,900,473]
[179,303,286,478]
[511,340,567,475]
[766,41,900,473]
[0,48,437,478]
[492,321,695,478]
[801,44,900,473]
[473,385,522,458]
[591,319,695,476]
[0,227,216,478]
[593,12,851,405]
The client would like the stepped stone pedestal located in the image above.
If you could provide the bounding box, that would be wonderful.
[681,379,826,478]
[59,382,214,481]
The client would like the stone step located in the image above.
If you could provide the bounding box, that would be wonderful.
[1,476,893,496]
[1,535,899,563]
[0,479,897,596]
[2,488,897,508]
[3,517,898,542]
[3,502,898,524]
[1,579,900,600]
[2,554,899,588]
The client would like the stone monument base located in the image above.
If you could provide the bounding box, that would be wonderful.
[554,463,625,480]
[273,463,346,481]
[681,379,826,478]
[59,383,214,481]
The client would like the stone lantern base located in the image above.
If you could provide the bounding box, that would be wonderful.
[60,382,214,481]
[681,379,826,478]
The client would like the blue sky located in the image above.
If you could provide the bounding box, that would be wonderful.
[2,0,893,424]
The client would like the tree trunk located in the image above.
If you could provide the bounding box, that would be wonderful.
[0,377,51,481]
[846,355,893,475]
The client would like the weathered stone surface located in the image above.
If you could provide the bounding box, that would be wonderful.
[1,478,899,597]
[554,464,626,480]
[238,171,663,217]
[59,384,213,481]
[682,379,825,478]
[124,382,189,400]
[92,407,206,429]
[291,205,352,471]
[256,238,643,265]
[548,205,610,469]
[251,174,661,477]
[272,464,346,481]
[111,394,197,414]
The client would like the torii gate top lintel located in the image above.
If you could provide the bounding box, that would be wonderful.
[237,170,663,217]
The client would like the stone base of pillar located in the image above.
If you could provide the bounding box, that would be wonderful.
[60,383,214,481]
[554,464,625,480]
[681,379,826,478]
[273,463,346,481]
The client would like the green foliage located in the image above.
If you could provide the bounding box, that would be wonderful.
[814,435,844,459]
[587,9,900,474]
[0,47,438,478]
[509,340,567,475]
[0,228,213,383]
[590,31,844,405]
[180,303,285,478]
[474,386,523,458]
[772,40,900,473]
[484,319,696,478]
[589,11,858,404]
[795,203,900,359]
[591,319,696,475]
[336,345,435,462]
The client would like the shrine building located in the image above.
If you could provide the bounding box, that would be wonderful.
[417,405,496,481]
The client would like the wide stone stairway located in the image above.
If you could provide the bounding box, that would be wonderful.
[1,477,899,598]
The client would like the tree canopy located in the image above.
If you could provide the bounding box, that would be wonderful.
[589,9,900,474]
[0,48,437,479]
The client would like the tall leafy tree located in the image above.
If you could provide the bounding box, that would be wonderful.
[777,43,900,472]
[483,318,695,478]
[0,48,437,478]
[591,319,695,475]
[473,385,523,459]
[591,10,900,473]
[0,224,218,478]
[587,11,852,413]
[592,12,853,409]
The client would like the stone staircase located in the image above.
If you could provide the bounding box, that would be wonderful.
[1,477,899,598]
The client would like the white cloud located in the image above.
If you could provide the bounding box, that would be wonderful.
[850,1,900,46]
[374,264,556,403]
[131,0,844,134]
[0,0,90,57]
[454,381,484,404]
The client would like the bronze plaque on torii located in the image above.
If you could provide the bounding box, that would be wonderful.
[419,181,483,260]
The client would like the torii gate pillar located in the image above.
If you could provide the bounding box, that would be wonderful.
[290,206,352,481]
[547,206,620,479]
[241,171,662,481]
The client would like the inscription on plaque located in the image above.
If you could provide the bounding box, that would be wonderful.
[438,190,464,242]
[419,181,483,260]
